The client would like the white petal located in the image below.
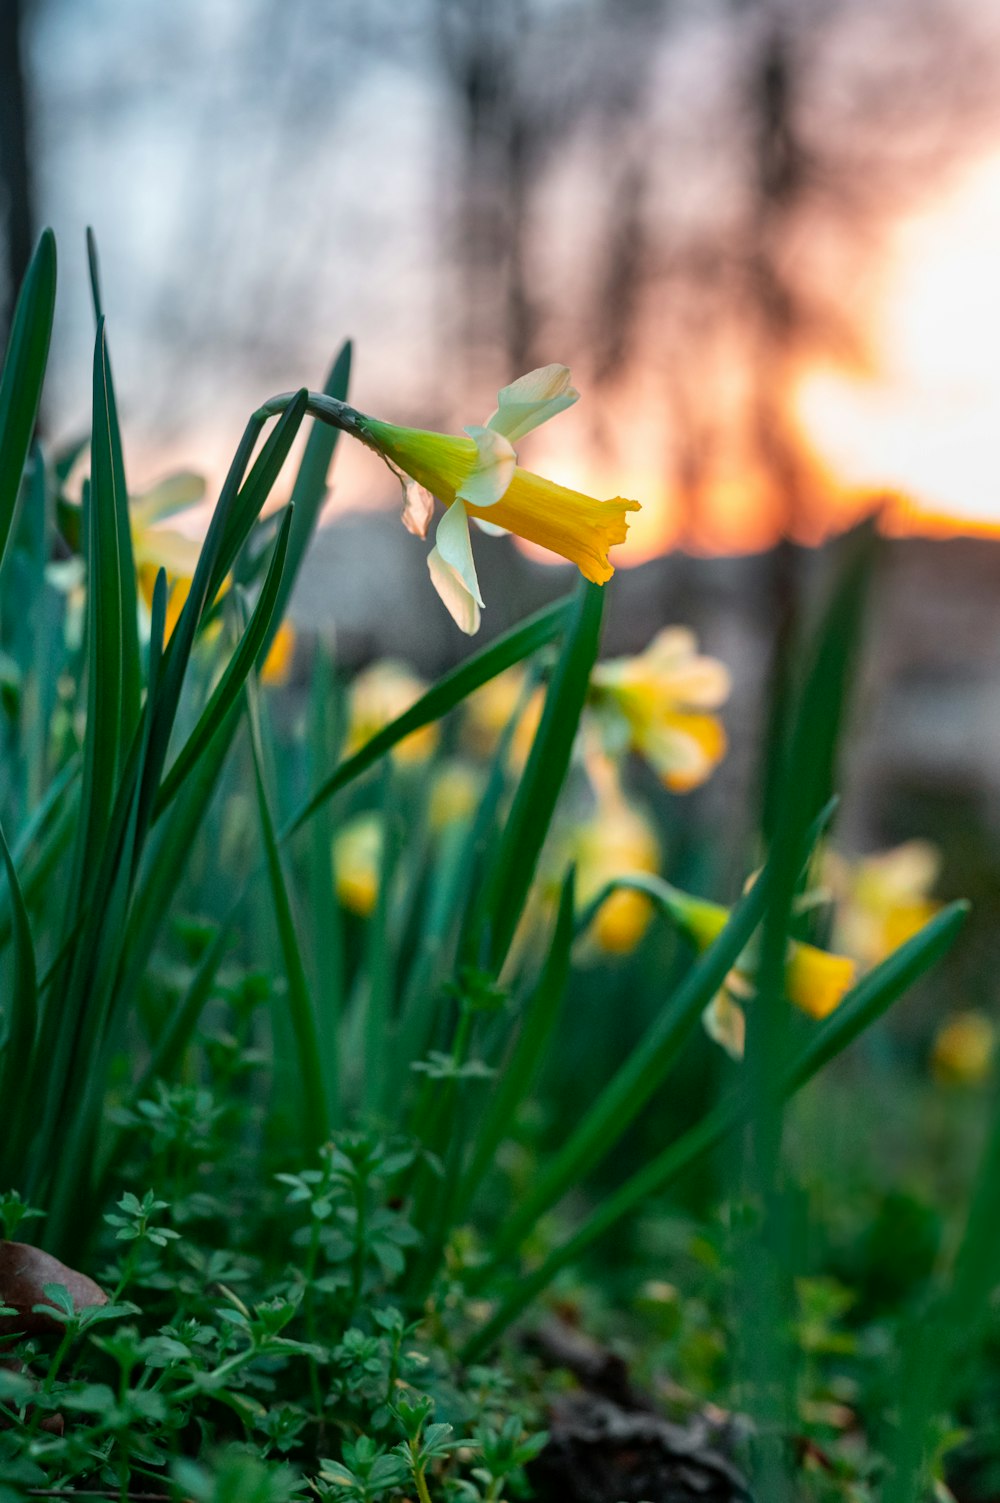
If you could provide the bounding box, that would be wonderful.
[659,658,732,710]
[427,503,483,635]
[456,425,516,508]
[401,478,436,539]
[471,516,509,537]
[702,993,746,1060]
[131,471,206,526]
[132,525,202,578]
[486,364,579,444]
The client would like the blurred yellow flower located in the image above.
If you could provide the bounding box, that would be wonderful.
[130,472,206,642]
[428,761,483,831]
[931,1011,995,1086]
[360,365,638,634]
[333,813,383,917]
[573,760,662,955]
[784,943,858,1021]
[660,884,856,1060]
[825,841,941,971]
[346,660,438,764]
[590,627,731,792]
[463,667,528,757]
[463,665,544,770]
[260,621,296,686]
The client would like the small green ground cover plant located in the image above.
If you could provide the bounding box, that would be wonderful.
[0,231,995,1501]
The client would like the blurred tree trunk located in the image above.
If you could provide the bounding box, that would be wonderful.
[744,10,810,838]
[0,0,34,341]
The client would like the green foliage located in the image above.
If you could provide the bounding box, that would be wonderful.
[0,233,988,1501]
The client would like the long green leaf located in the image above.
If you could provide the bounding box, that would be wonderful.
[138,399,296,834]
[0,817,39,1185]
[457,869,576,1216]
[471,579,604,974]
[97,316,141,747]
[154,506,294,817]
[262,343,351,658]
[208,390,308,606]
[69,318,128,910]
[0,229,56,573]
[246,677,329,1154]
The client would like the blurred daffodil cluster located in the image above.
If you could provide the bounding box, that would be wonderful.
[465,624,732,795]
[345,660,438,764]
[50,468,296,681]
[824,841,995,1086]
[589,627,731,792]
[822,840,942,972]
[331,625,728,952]
[566,754,662,957]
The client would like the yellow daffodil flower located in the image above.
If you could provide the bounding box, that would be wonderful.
[590,627,731,792]
[824,841,941,972]
[657,884,856,1060]
[463,666,529,757]
[931,1011,995,1086]
[333,813,383,917]
[130,472,206,641]
[346,660,438,764]
[428,761,483,831]
[572,754,662,955]
[463,665,544,770]
[359,365,639,634]
[260,621,296,686]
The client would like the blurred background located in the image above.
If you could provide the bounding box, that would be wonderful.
[3,0,1000,957]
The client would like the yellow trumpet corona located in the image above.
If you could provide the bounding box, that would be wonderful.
[359,364,638,634]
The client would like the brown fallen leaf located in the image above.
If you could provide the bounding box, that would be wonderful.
[0,1242,106,1338]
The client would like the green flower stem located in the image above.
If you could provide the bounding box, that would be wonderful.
[410,1447,434,1503]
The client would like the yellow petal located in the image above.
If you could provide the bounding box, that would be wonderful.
[465,469,638,583]
[637,711,728,792]
[333,814,383,917]
[132,525,202,580]
[137,564,190,643]
[261,621,296,686]
[428,762,483,831]
[347,661,438,764]
[932,1011,995,1085]
[591,888,653,954]
[784,942,856,1020]
[363,419,638,585]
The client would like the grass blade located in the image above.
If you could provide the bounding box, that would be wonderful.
[262,343,351,658]
[0,229,55,573]
[154,506,294,817]
[0,816,39,1184]
[246,674,329,1154]
[69,319,130,909]
[456,869,576,1216]
[472,579,604,974]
